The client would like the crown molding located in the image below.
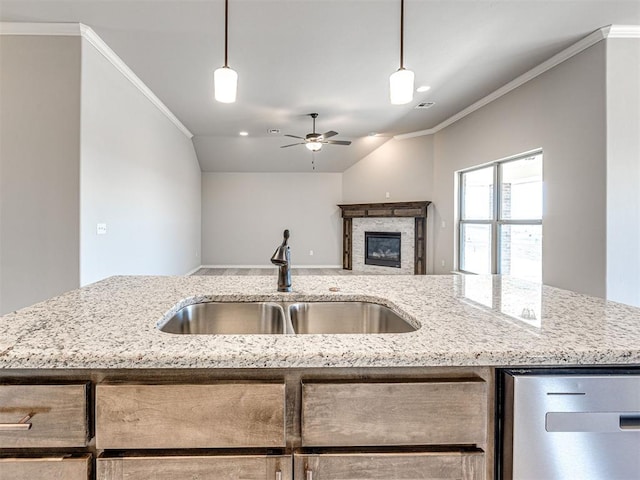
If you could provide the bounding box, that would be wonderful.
[395,24,639,140]
[0,22,193,139]
[0,22,81,35]
[77,24,193,139]
[605,24,640,38]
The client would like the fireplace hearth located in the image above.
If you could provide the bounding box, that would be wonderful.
[365,232,401,268]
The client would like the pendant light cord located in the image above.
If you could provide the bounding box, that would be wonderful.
[224,0,229,67]
[400,0,404,69]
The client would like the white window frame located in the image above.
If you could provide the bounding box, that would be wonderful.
[457,150,542,275]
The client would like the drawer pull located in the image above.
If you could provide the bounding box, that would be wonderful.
[0,413,33,431]
[275,471,282,480]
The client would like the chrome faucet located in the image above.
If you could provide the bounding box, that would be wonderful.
[270,229,292,292]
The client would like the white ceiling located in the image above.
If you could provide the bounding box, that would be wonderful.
[1,0,638,172]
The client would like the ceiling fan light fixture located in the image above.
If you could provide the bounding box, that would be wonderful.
[390,67,414,105]
[305,141,323,152]
[214,0,237,103]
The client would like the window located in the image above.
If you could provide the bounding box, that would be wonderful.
[458,151,542,282]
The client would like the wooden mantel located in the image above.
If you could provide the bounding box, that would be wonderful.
[338,201,431,274]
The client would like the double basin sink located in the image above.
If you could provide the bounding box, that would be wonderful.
[159,301,417,335]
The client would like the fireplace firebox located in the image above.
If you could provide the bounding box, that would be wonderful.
[365,232,401,268]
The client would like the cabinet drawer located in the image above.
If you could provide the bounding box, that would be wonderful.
[96,383,285,449]
[97,454,292,480]
[294,451,484,480]
[302,380,487,446]
[0,455,90,480]
[0,384,88,448]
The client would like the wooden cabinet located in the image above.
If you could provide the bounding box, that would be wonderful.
[0,369,492,480]
[0,384,90,479]
[97,454,292,480]
[0,455,90,480]
[96,383,286,449]
[0,384,88,448]
[294,451,484,480]
[301,380,487,447]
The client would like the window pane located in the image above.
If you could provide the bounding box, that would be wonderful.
[462,167,494,220]
[500,154,542,220]
[500,224,542,282]
[461,224,492,274]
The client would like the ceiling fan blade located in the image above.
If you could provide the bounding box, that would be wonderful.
[280,143,305,148]
[321,130,338,139]
[284,134,304,139]
[324,140,352,146]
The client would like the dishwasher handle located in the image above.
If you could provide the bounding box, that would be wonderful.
[620,414,640,430]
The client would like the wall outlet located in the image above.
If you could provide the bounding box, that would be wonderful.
[385,192,390,199]
[441,220,446,229]
[441,260,445,267]
[96,223,107,235]
[309,250,314,256]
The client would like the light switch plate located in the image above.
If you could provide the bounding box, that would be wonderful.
[97,223,107,235]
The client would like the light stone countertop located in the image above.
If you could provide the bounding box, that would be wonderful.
[0,274,638,369]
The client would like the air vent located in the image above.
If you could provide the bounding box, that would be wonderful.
[415,102,435,109]
[267,128,281,134]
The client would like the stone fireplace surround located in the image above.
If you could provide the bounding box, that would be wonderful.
[338,201,431,275]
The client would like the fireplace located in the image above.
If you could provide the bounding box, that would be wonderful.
[365,232,401,268]
[338,201,431,274]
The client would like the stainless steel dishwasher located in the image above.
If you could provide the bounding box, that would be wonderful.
[501,371,640,480]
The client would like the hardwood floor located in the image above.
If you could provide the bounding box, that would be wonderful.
[192,268,379,276]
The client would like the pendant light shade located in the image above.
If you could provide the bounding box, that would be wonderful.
[214,0,237,103]
[214,66,238,103]
[390,68,414,105]
[390,0,414,105]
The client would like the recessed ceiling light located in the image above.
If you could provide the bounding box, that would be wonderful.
[239,131,249,136]
[368,132,378,137]
[416,85,431,93]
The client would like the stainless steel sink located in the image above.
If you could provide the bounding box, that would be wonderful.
[159,302,286,334]
[288,301,416,334]
[159,301,417,335]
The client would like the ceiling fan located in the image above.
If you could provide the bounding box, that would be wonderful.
[280,113,351,152]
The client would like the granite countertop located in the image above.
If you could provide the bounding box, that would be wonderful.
[0,274,638,369]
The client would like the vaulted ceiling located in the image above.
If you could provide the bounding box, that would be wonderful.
[1,1,638,172]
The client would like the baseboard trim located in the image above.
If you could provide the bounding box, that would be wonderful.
[184,265,204,276]
[200,264,343,269]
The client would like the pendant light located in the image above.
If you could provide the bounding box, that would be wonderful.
[389,0,414,105]
[214,0,238,103]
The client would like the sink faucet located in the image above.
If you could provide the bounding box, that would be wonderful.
[270,229,292,292]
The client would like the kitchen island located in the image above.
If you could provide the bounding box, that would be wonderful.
[0,274,638,480]
[1,274,639,369]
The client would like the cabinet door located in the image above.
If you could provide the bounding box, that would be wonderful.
[302,380,487,446]
[0,384,88,448]
[294,452,484,480]
[96,383,285,449]
[0,455,90,480]
[97,455,292,480]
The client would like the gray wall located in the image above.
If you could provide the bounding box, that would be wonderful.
[606,38,640,306]
[0,36,81,314]
[202,173,342,266]
[342,135,435,272]
[342,136,434,204]
[432,42,607,297]
[80,38,201,285]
